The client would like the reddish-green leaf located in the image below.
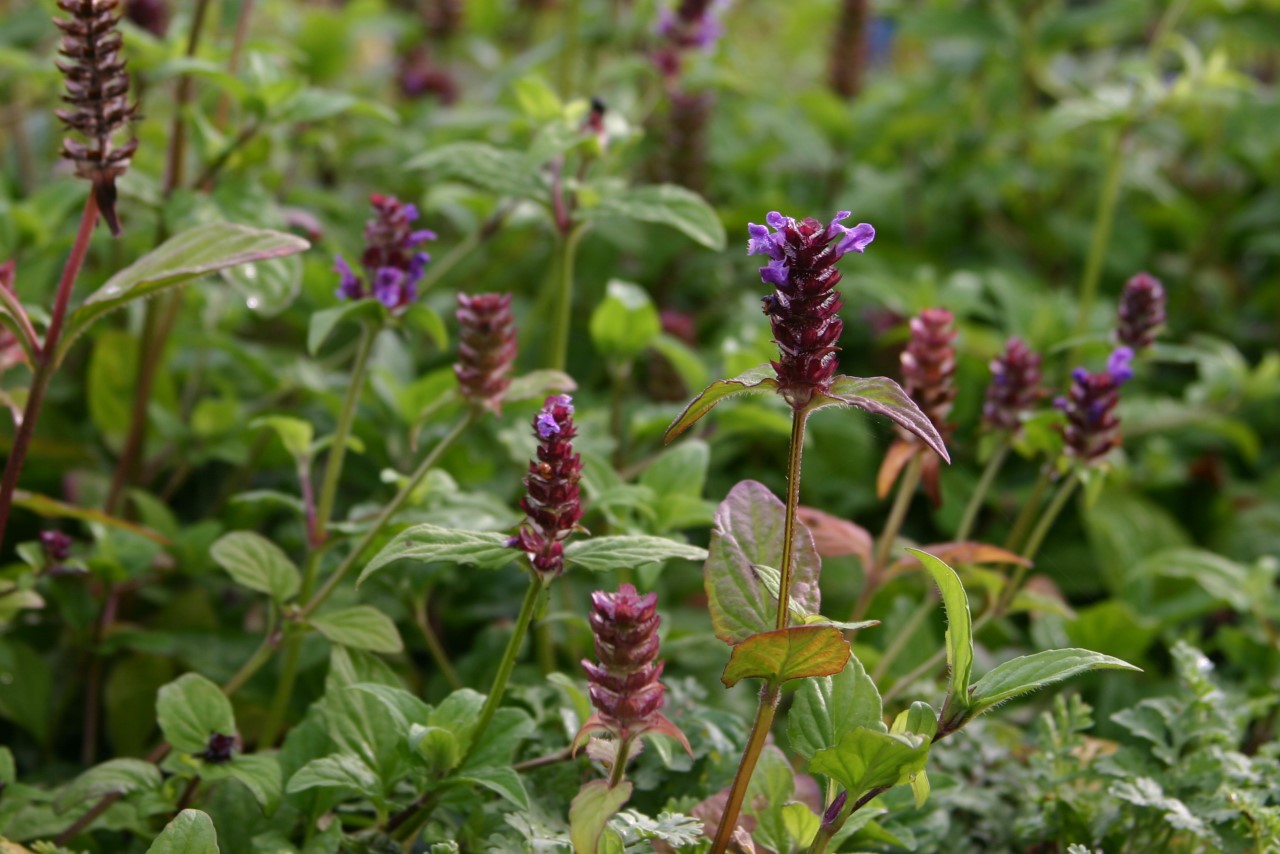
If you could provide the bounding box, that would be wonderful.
[818,376,950,462]
[721,626,850,688]
[663,365,778,444]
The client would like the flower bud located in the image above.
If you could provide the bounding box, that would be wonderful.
[900,308,957,441]
[509,395,583,580]
[581,584,668,736]
[982,337,1042,432]
[1116,272,1166,351]
[454,293,516,414]
[1055,348,1133,463]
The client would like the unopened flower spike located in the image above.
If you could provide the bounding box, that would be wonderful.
[334,194,436,312]
[454,293,517,415]
[983,337,1043,433]
[1116,271,1166,351]
[56,0,140,237]
[1056,347,1134,463]
[573,584,691,761]
[747,210,875,409]
[507,394,583,580]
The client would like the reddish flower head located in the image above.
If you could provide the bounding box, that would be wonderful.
[1056,348,1133,463]
[334,195,436,312]
[1116,272,1166,351]
[508,395,583,580]
[900,308,957,443]
[454,293,516,414]
[983,337,1042,432]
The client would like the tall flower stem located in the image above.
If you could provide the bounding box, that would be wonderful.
[549,224,587,372]
[955,438,1011,542]
[415,585,462,691]
[0,194,99,552]
[1003,465,1052,554]
[712,406,809,852]
[711,684,781,854]
[872,454,924,575]
[1068,127,1127,369]
[465,575,547,766]
[1012,469,1080,570]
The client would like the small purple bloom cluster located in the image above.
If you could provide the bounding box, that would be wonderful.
[982,337,1043,432]
[1117,271,1166,351]
[657,0,728,50]
[334,194,436,312]
[582,584,668,738]
[746,211,875,409]
[508,395,583,580]
[1056,348,1134,462]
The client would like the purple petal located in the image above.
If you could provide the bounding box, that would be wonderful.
[409,229,437,246]
[765,211,788,229]
[1107,347,1135,384]
[535,413,561,438]
[334,255,364,300]
[402,203,420,221]
[759,260,790,286]
[746,222,771,256]
[835,222,876,255]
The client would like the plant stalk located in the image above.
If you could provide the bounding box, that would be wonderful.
[1003,465,1052,554]
[776,408,810,630]
[1068,127,1127,368]
[415,585,462,691]
[955,438,1011,542]
[549,225,587,372]
[0,193,99,553]
[710,683,781,854]
[869,451,923,579]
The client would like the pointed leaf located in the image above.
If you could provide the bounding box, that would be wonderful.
[156,673,236,754]
[909,548,973,712]
[310,606,404,653]
[210,531,301,603]
[582,184,726,250]
[808,728,930,801]
[55,759,163,813]
[570,780,633,854]
[504,369,578,402]
[454,766,530,810]
[821,376,950,462]
[889,542,1030,573]
[969,648,1141,715]
[285,753,381,798]
[721,626,850,688]
[57,224,310,365]
[789,653,885,762]
[663,366,778,444]
[146,809,219,854]
[202,753,282,816]
[564,536,707,572]
[358,525,514,586]
[704,481,822,643]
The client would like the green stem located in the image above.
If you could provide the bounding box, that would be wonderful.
[1018,470,1080,562]
[415,585,462,691]
[0,193,99,553]
[955,438,1011,542]
[776,409,810,630]
[311,322,378,553]
[549,225,587,372]
[221,633,277,697]
[556,0,583,97]
[870,593,936,683]
[1068,128,1126,367]
[872,452,923,574]
[1003,465,1052,554]
[463,575,546,767]
[710,683,781,854]
[608,736,633,788]
[256,626,301,747]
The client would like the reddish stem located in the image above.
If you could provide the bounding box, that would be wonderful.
[0,193,99,553]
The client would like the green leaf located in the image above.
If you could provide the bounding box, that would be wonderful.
[781,803,821,849]
[358,525,515,586]
[890,701,938,741]
[589,279,661,362]
[789,653,885,762]
[968,648,1141,715]
[408,142,543,198]
[210,531,301,603]
[704,480,823,644]
[581,184,726,250]
[462,708,535,771]
[722,626,850,688]
[650,333,709,393]
[307,299,386,356]
[57,223,310,365]
[285,753,381,799]
[310,606,404,653]
[819,376,950,462]
[412,724,462,774]
[222,253,303,317]
[0,638,53,744]
[0,746,13,785]
[203,753,282,816]
[156,673,236,754]
[570,780,634,854]
[663,365,778,444]
[908,549,973,717]
[347,683,432,729]
[453,766,530,811]
[146,809,220,854]
[564,536,708,573]
[808,728,930,802]
[250,415,314,460]
[55,758,163,812]
[504,369,578,403]
[0,284,37,365]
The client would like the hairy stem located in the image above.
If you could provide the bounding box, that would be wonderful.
[549,225,587,372]
[0,193,99,553]
[711,683,781,854]
[776,409,810,630]
[954,438,1011,542]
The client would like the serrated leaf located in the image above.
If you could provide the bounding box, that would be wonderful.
[156,673,236,754]
[704,480,822,644]
[357,525,514,586]
[581,184,726,250]
[663,365,778,443]
[146,809,219,854]
[564,536,707,572]
[909,549,973,716]
[210,531,301,603]
[55,759,163,813]
[819,376,950,462]
[968,648,1140,715]
[570,780,633,854]
[57,223,309,365]
[285,753,381,798]
[721,626,849,688]
[808,728,930,801]
[310,606,404,653]
[789,653,884,762]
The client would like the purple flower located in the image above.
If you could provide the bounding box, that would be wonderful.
[983,337,1043,432]
[535,413,560,437]
[334,255,364,300]
[455,293,518,415]
[1107,347,1135,384]
[747,210,875,408]
[1116,272,1166,351]
[40,530,73,563]
[1057,349,1133,463]
[510,395,583,580]
[657,0,728,50]
[335,194,437,312]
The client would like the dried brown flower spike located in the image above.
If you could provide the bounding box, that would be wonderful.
[55,0,138,236]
